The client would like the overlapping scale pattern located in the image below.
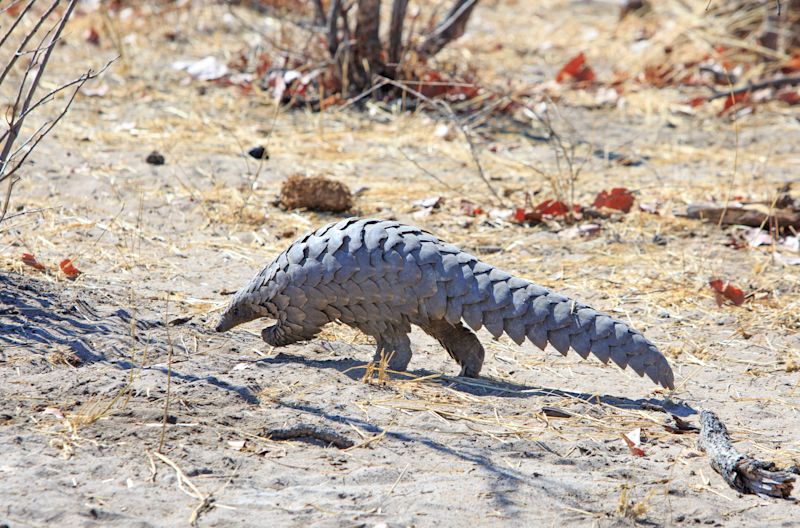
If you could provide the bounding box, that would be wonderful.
[216,218,675,389]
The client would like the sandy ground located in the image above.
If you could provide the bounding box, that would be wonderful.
[1,1,799,527]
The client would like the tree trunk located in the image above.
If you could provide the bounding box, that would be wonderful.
[353,0,383,88]
[388,0,409,70]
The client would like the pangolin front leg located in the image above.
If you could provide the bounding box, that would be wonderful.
[422,319,485,377]
[216,217,676,390]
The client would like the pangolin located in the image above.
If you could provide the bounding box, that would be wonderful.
[216,218,675,389]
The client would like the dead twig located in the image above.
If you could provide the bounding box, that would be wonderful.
[159,293,175,453]
[398,148,457,191]
[266,425,354,449]
[698,410,796,499]
[707,74,800,101]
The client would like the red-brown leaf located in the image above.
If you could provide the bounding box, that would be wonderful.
[780,55,800,74]
[556,52,596,84]
[720,92,749,115]
[460,200,483,217]
[21,253,46,271]
[513,208,542,224]
[59,259,81,279]
[534,199,570,216]
[776,89,800,105]
[593,188,634,213]
[688,96,706,108]
[85,27,100,46]
[709,279,745,306]
[621,432,646,457]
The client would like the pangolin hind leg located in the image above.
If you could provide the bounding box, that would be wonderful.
[373,329,413,372]
[422,319,485,377]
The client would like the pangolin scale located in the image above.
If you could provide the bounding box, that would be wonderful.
[216,218,675,389]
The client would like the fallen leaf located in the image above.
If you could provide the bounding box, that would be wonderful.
[320,94,343,110]
[84,27,100,46]
[434,122,457,141]
[556,52,595,84]
[59,259,82,280]
[172,56,229,81]
[621,428,646,457]
[21,253,46,271]
[562,223,602,239]
[593,188,634,213]
[417,70,481,100]
[541,406,572,418]
[720,91,750,115]
[709,279,745,306]
[513,207,542,224]
[776,89,800,105]
[535,199,571,216]
[638,202,660,215]
[744,228,773,248]
[687,96,706,107]
[227,439,246,451]
[775,252,800,266]
[460,200,483,217]
[780,55,800,74]
[781,235,799,252]
[42,407,65,420]
[413,196,444,209]
[81,84,109,97]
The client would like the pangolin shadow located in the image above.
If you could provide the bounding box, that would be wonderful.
[260,350,696,417]
[275,399,594,516]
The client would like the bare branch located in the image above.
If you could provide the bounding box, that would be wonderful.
[388,0,409,69]
[0,57,117,146]
[0,0,37,51]
[0,0,60,87]
[0,0,85,223]
[418,0,480,58]
[376,75,505,205]
[327,0,342,57]
[312,0,326,25]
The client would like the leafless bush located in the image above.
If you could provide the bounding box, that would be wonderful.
[0,0,111,224]
[326,0,481,93]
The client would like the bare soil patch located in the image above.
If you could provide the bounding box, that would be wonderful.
[1,2,798,526]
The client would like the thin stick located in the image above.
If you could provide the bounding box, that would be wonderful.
[459,122,503,203]
[707,74,800,101]
[158,293,175,453]
[398,148,457,191]
[376,75,505,205]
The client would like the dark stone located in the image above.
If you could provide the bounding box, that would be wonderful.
[248,145,269,160]
[146,151,165,165]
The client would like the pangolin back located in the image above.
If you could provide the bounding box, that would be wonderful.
[216,218,675,389]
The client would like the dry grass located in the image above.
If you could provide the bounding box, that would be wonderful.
[1,2,798,523]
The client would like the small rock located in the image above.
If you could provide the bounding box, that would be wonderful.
[145,151,165,165]
[652,233,667,246]
[434,122,457,141]
[248,145,269,160]
[657,308,671,319]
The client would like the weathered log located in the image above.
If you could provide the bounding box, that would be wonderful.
[698,410,795,499]
[685,204,800,230]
